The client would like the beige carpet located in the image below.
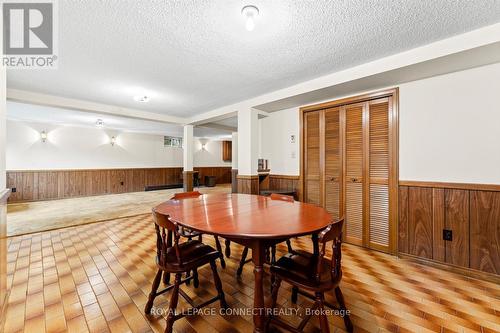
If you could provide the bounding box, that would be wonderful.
[7,185,231,237]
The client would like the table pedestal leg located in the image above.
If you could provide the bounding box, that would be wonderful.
[252,243,266,333]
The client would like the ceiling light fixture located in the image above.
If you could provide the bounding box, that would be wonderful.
[40,130,47,143]
[134,95,150,103]
[241,5,259,31]
[96,119,104,127]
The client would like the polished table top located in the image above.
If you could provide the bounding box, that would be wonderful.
[154,193,333,239]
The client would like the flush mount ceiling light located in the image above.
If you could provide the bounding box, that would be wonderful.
[40,130,47,143]
[96,119,104,127]
[241,5,259,31]
[134,95,150,103]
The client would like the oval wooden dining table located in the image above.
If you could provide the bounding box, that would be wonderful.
[154,193,333,333]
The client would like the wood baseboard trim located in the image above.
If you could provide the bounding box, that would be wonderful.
[398,253,500,284]
[236,175,259,180]
[399,180,500,192]
[269,174,300,180]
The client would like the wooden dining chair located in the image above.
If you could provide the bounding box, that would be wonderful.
[267,218,353,333]
[236,193,295,276]
[145,208,227,333]
[171,191,226,268]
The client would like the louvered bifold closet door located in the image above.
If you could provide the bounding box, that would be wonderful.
[324,107,342,219]
[344,103,365,246]
[304,111,321,205]
[368,98,391,252]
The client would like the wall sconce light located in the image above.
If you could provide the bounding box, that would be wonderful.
[201,143,206,150]
[110,136,116,146]
[241,5,259,31]
[40,130,47,142]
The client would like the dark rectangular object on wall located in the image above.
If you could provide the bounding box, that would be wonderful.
[222,141,232,161]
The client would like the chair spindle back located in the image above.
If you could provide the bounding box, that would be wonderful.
[315,218,344,283]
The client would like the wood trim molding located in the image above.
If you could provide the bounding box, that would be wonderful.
[7,167,177,173]
[399,252,500,284]
[236,175,259,180]
[399,180,500,192]
[300,88,398,113]
[269,174,300,180]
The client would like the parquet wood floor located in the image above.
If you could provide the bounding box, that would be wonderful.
[4,214,500,333]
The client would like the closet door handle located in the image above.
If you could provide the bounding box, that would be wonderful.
[351,178,358,183]
[330,177,338,182]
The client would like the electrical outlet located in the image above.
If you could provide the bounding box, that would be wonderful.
[12,187,17,193]
[443,229,453,241]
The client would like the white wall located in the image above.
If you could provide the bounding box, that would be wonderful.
[0,67,5,189]
[259,107,300,175]
[259,62,500,184]
[399,62,500,184]
[6,120,229,170]
[193,138,231,167]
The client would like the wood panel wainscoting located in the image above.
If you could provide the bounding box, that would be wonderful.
[0,189,11,330]
[194,166,232,185]
[7,167,232,203]
[234,174,300,195]
[399,180,500,280]
[236,175,259,194]
[231,169,238,193]
[269,174,300,196]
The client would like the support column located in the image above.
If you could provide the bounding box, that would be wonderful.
[231,132,238,193]
[237,108,259,194]
[182,125,195,192]
[0,50,9,331]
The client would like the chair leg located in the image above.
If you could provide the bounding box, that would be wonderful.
[335,287,353,333]
[225,239,231,258]
[237,247,249,276]
[271,245,276,264]
[214,236,226,268]
[266,276,281,331]
[162,271,170,285]
[165,273,182,333]
[286,239,293,253]
[269,276,281,309]
[316,292,330,333]
[210,260,228,308]
[193,268,199,288]
[185,270,191,285]
[291,286,298,304]
[145,269,162,314]
[198,234,202,242]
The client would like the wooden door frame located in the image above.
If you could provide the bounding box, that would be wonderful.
[299,87,399,254]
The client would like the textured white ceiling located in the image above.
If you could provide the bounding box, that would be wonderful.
[7,0,500,117]
[6,102,232,139]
